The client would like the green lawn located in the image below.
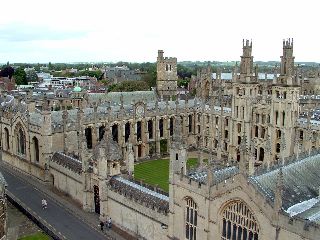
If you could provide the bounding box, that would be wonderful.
[18,232,51,240]
[134,158,202,192]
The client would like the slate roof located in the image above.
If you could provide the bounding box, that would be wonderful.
[51,152,82,174]
[87,91,157,105]
[249,153,320,222]
[109,176,169,214]
[93,128,122,162]
[188,166,239,184]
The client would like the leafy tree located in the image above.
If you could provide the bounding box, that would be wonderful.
[0,65,14,79]
[78,70,103,79]
[177,64,196,79]
[34,63,41,72]
[100,79,108,85]
[13,67,28,85]
[108,80,150,92]
[178,78,190,88]
[26,70,38,82]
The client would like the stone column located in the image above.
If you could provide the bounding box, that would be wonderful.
[92,104,98,148]
[141,119,147,158]
[155,117,161,156]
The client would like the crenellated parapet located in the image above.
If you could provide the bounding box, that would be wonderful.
[109,177,169,215]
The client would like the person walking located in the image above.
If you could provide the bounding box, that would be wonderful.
[107,217,112,230]
[42,199,47,209]
[99,221,104,231]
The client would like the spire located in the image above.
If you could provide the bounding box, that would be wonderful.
[120,93,124,110]
[207,153,214,186]
[274,168,284,212]
[239,132,248,174]
[281,131,286,164]
[265,134,272,167]
[103,125,111,142]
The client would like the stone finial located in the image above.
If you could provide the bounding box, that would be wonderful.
[239,133,248,174]
[265,133,271,156]
[172,116,184,144]
[62,109,68,120]
[155,100,159,111]
[254,64,258,77]
[240,133,248,153]
[274,168,284,212]
[120,93,124,109]
[42,94,49,111]
[281,132,286,163]
[103,126,111,142]
[81,135,87,151]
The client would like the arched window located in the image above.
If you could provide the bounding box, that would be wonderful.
[188,115,193,133]
[32,137,39,162]
[99,126,105,141]
[221,200,259,240]
[17,128,26,155]
[148,120,153,139]
[4,128,9,150]
[159,119,164,138]
[185,197,197,240]
[125,122,131,142]
[170,118,174,136]
[85,127,92,149]
[112,124,119,142]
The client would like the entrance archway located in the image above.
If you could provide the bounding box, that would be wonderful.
[93,185,100,214]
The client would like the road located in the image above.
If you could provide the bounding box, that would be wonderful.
[1,166,110,240]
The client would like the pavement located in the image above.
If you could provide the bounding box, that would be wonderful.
[0,162,127,240]
[7,201,43,240]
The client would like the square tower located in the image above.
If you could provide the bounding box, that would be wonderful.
[156,50,178,98]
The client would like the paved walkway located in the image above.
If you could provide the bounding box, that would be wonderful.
[0,162,127,240]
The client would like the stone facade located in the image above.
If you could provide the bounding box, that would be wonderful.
[157,50,178,98]
[0,39,320,239]
[0,172,7,240]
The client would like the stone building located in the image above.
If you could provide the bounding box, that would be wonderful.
[0,172,7,240]
[0,39,320,239]
[157,50,178,98]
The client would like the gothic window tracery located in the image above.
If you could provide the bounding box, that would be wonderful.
[221,200,259,240]
[185,197,197,240]
[17,128,26,155]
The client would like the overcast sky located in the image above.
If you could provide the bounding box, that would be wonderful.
[1,0,319,63]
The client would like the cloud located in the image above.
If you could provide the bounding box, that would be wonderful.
[0,22,88,42]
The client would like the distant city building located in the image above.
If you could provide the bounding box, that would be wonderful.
[102,65,143,84]
[1,39,320,240]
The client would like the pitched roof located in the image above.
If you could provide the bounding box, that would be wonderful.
[249,153,320,222]
[51,152,82,174]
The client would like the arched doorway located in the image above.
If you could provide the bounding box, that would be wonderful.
[32,137,39,162]
[93,185,100,214]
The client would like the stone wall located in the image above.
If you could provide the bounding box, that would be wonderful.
[107,190,168,240]
[49,161,83,204]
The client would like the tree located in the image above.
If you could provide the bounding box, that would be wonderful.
[13,68,28,85]
[177,64,196,79]
[178,78,190,88]
[0,65,14,79]
[108,80,150,92]
[26,70,38,82]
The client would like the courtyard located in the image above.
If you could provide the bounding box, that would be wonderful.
[134,158,204,192]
